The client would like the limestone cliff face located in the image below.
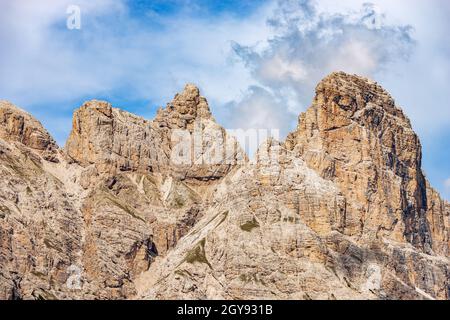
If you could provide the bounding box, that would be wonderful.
[285,73,444,255]
[1,86,240,299]
[426,183,450,256]
[154,84,213,130]
[137,141,449,300]
[66,85,243,183]
[0,74,449,300]
[0,101,59,162]
[0,102,83,299]
[65,99,170,174]
[153,84,244,182]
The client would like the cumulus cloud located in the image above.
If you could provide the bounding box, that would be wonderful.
[0,0,127,101]
[229,0,415,136]
[224,86,293,131]
[0,0,274,143]
[0,0,271,114]
[442,178,450,201]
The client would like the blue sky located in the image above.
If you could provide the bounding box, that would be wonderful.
[128,0,268,16]
[0,0,449,200]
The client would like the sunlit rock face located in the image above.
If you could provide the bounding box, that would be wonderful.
[286,72,441,253]
[0,74,448,300]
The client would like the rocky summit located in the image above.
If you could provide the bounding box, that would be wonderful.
[0,72,448,300]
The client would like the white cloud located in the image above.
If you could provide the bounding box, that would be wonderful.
[223,86,296,132]
[0,0,273,110]
[229,0,415,137]
[315,0,450,133]
[258,54,308,84]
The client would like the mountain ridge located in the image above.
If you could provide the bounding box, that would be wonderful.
[0,72,448,300]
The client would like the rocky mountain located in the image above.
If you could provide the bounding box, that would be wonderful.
[0,72,448,300]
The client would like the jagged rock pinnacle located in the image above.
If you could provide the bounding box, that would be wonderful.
[155,84,213,130]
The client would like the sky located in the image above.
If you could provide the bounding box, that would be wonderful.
[0,0,449,200]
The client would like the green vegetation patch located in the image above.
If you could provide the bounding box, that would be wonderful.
[174,196,185,208]
[31,270,48,279]
[240,217,260,232]
[183,238,212,269]
[36,290,57,300]
[216,211,229,228]
[142,175,161,203]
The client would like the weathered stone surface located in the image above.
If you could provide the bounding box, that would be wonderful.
[66,86,243,183]
[285,72,442,255]
[0,101,59,162]
[1,85,242,299]
[154,83,213,130]
[136,140,449,300]
[0,138,83,299]
[0,75,448,300]
[65,100,170,175]
[426,182,450,256]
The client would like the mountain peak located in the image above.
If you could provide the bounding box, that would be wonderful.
[286,72,442,254]
[315,71,406,120]
[180,83,201,99]
[79,99,113,118]
[155,84,212,130]
[0,100,59,162]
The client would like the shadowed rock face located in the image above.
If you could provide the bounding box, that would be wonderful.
[0,74,449,300]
